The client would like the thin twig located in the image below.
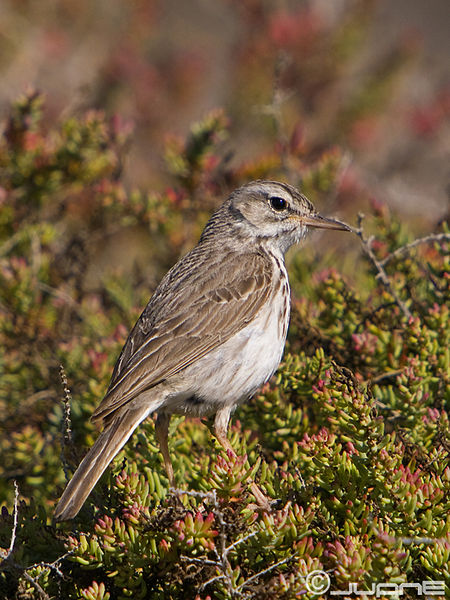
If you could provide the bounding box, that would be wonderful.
[59,365,73,446]
[379,232,450,266]
[211,492,235,596]
[172,488,236,594]
[59,365,72,444]
[169,488,216,502]
[224,531,258,558]
[21,571,50,600]
[59,365,73,482]
[2,481,19,560]
[235,552,298,594]
[200,573,227,591]
[9,481,19,557]
[350,214,412,319]
[370,518,450,547]
[0,484,71,599]
[30,551,75,578]
[180,556,220,567]
[176,489,293,598]
[399,536,448,545]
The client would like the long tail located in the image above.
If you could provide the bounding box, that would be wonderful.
[54,399,161,521]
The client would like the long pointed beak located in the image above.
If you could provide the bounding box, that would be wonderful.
[300,213,351,231]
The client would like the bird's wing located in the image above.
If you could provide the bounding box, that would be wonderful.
[92,248,277,422]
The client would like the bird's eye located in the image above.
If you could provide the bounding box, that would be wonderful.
[269,196,288,211]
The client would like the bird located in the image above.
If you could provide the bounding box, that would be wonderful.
[54,180,349,521]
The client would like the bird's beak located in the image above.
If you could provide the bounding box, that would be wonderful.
[300,213,351,231]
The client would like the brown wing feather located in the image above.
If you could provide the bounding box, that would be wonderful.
[92,247,275,423]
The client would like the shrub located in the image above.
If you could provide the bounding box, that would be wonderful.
[0,44,448,600]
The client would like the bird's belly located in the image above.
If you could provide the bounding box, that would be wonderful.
[166,288,290,417]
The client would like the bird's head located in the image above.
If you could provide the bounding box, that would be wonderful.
[222,180,349,253]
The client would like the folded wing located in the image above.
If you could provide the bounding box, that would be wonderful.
[92,248,275,423]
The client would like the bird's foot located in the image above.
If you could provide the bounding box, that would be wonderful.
[247,481,274,512]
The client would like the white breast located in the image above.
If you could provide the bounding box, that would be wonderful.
[168,256,290,416]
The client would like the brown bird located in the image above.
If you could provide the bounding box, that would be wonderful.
[54,180,349,520]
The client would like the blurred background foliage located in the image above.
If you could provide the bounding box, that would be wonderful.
[0,0,449,598]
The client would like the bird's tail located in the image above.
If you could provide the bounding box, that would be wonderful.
[54,399,162,521]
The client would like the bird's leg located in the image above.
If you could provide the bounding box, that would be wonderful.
[214,407,236,456]
[213,407,271,512]
[155,413,174,487]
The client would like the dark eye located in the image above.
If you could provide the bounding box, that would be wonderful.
[269,196,288,211]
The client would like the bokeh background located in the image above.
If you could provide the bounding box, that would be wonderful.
[1,0,449,220]
[1,2,449,597]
